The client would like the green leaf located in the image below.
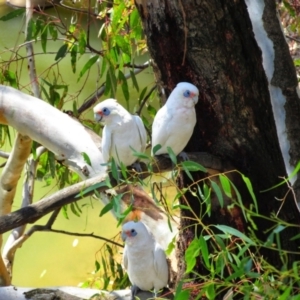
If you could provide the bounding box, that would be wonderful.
[205,283,215,300]
[78,30,87,55]
[130,70,139,91]
[219,174,232,198]
[147,104,157,118]
[26,19,35,41]
[181,160,206,172]
[174,281,191,300]
[95,260,100,272]
[185,238,200,273]
[118,70,129,102]
[77,55,98,81]
[210,180,224,208]
[70,202,80,217]
[49,23,57,40]
[241,174,258,212]
[0,8,25,21]
[129,7,139,29]
[75,181,108,198]
[81,152,91,166]
[41,25,48,53]
[111,157,120,182]
[55,44,68,61]
[4,70,18,88]
[70,44,77,73]
[48,151,56,178]
[99,201,114,217]
[214,225,256,245]
[139,86,148,102]
[199,235,210,269]
[167,146,177,165]
[152,144,162,155]
[262,161,300,192]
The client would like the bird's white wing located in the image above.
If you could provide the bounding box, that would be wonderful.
[151,106,172,153]
[101,126,112,163]
[133,115,147,152]
[153,243,169,284]
[122,246,128,270]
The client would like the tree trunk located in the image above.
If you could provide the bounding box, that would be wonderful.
[135,0,300,293]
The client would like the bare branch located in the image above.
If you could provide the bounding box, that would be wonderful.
[0,151,9,159]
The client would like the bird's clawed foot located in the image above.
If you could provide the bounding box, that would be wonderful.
[178,151,189,161]
[131,284,141,300]
[131,161,143,173]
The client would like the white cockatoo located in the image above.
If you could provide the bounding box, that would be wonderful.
[122,221,169,298]
[94,99,147,167]
[152,82,199,156]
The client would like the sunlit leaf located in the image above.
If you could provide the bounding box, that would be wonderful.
[205,283,215,300]
[214,225,256,245]
[181,160,206,172]
[4,70,18,88]
[78,29,87,55]
[185,238,200,273]
[174,281,191,300]
[147,104,156,118]
[219,174,232,198]
[99,201,114,217]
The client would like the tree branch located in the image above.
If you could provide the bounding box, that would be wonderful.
[0,152,231,235]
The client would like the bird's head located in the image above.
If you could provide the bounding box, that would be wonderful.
[93,99,122,124]
[121,221,151,246]
[170,82,199,108]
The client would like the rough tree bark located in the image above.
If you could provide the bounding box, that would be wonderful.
[134,0,300,293]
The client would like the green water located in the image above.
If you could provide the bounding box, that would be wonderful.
[0,0,154,288]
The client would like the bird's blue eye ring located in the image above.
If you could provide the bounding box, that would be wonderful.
[102,107,110,116]
[130,229,137,236]
[183,90,191,97]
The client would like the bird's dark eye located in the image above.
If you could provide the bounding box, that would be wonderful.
[130,229,137,237]
[102,107,110,116]
[183,90,191,97]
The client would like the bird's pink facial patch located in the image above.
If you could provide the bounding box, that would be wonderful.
[97,111,103,116]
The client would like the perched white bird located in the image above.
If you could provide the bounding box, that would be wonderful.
[94,99,147,167]
[152,82,199,156]
[122,221,169,297]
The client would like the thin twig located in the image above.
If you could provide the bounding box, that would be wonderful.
[136,84,157,116]
[27,225,123,248]
[77,61,150,114]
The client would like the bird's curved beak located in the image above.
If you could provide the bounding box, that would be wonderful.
[121,231,129,242]
[94,112,103,123]
[190,92,198,105]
